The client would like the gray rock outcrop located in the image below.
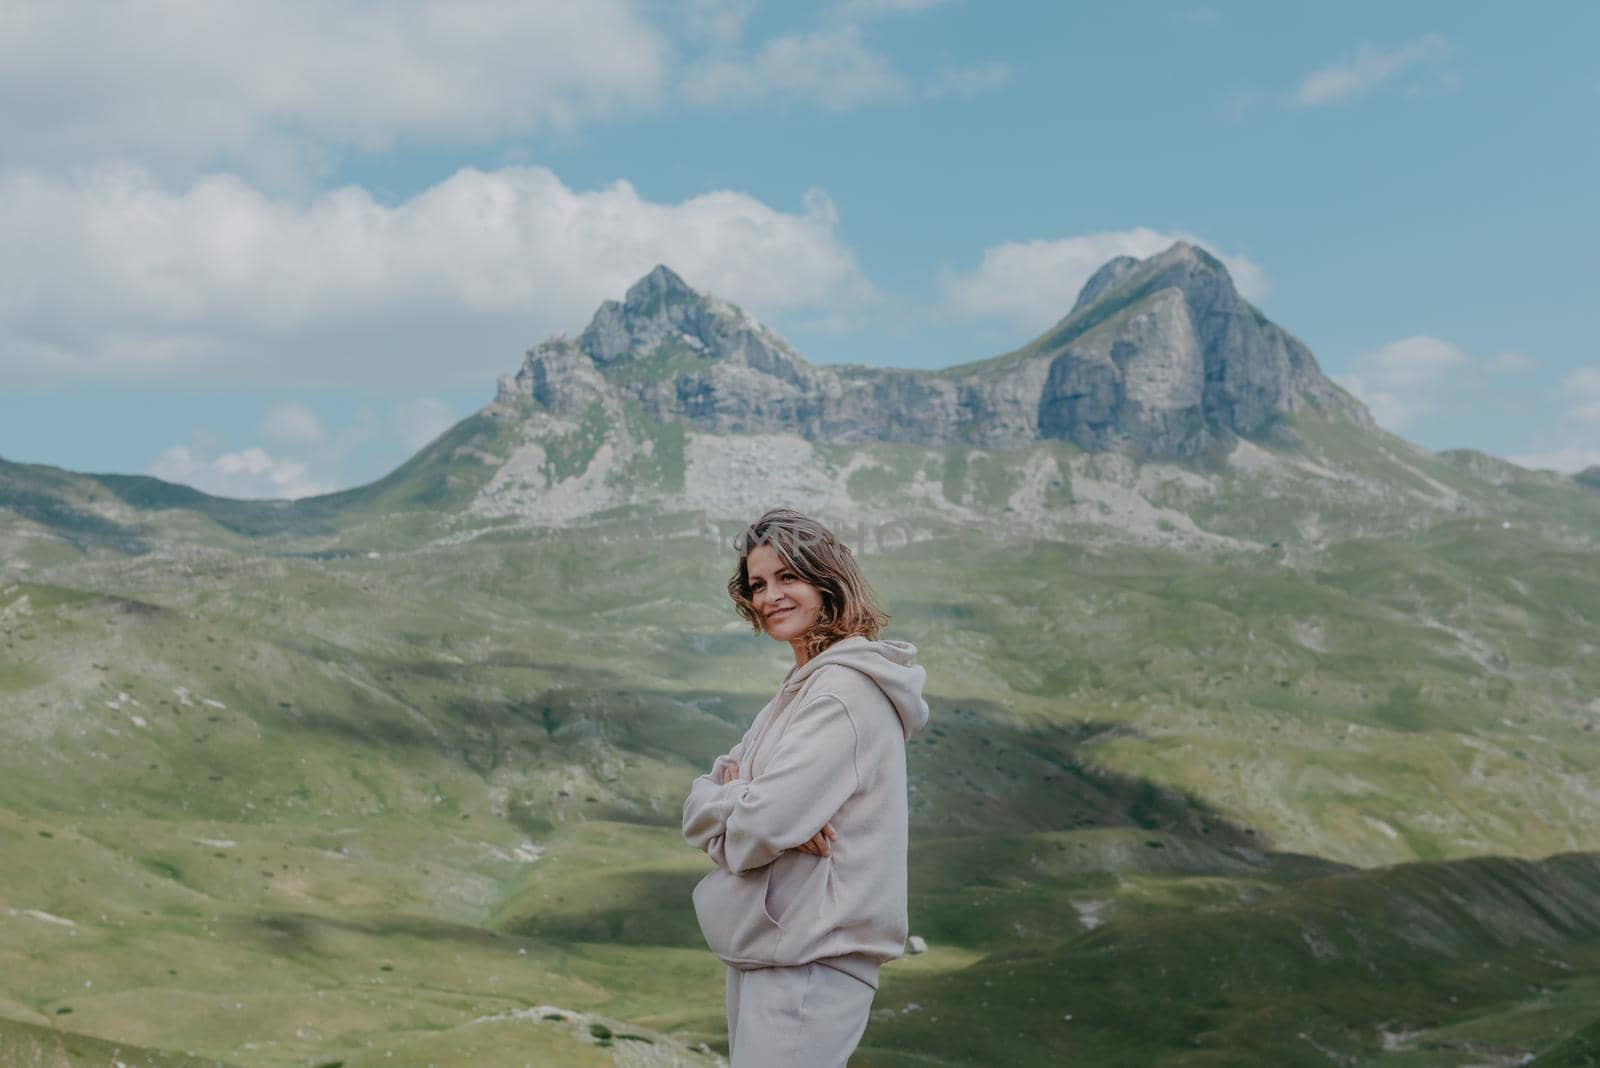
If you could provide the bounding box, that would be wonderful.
[1071,255,1141,314]
[1027,242,1373,454]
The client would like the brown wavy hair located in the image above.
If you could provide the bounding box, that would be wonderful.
[726,508,891,660]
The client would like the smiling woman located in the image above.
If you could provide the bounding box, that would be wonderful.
[725,507,893,664]
[683,507,931,1066]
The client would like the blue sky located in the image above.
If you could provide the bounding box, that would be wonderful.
[2,1,1597,497]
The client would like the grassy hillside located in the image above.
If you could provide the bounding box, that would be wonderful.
[5,393,1600,1063]
[0,410,521,560]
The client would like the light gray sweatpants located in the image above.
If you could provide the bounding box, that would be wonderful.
[725,963,876,1067]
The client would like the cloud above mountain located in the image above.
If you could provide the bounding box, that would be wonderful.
[938,228,1269,335]
[1334,336,1470,430]
[1334,335,1543,444]
[0,165,869,388]
[146,396,464,499]
[1507,367,1600,473]
[149,444,334,501]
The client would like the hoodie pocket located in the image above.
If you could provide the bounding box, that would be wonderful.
[766,853,834,957]
[763,850,822,928]
[761,866,784,929]
[692,865,783,964]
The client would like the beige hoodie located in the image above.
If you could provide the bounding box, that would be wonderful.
[682,635,930,989]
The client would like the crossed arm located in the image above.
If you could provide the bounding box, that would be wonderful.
[681,693,861,875]
[709,757,840,858]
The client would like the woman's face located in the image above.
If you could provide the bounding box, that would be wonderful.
[746,543,825,641]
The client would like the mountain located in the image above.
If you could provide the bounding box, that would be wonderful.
[449,245,1598,555]
[493,242,1371,457]
[6,241,1599,563]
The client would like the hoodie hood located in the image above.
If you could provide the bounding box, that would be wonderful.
[779,634,930,738]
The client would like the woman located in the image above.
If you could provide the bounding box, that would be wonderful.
[682,508,930,1066]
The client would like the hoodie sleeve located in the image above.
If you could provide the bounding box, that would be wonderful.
[707,734,747,789]
[682,732,750,868]
[682,691,862,876]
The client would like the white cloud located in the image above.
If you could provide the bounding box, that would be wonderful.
[149,403,412,499]
[1484,350,1535,373]
[1561,368,1600,393]
[1504,447,1600,475]
[259,402,326,448]
[1557,368,1600,427]
[681,4,974,111]
[926,62,1014,99]
[684,25,910,110]
[938,228,1270,335]
[0,164,870,388]
[148,445,333,501]
[1498,368,1600,474]
[680,0,760,47]
[1334,336,1470,430]
[1292,34,1449,107]
[0,1,667,182]
[392,397,460,450]
[1351,335,1469,388]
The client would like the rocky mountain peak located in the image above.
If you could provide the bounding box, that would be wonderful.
[623,264,696,310]
[1118,241,1235,308]
[578,264,715,367]
[568,264,804,379]
[493,265,815,422]
[1016,240,1374,454]
[1072,255,1141,314]
[1067,241,1240,325]
[1155,238,1202,261]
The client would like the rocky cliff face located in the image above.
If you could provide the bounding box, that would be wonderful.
[1026,243,1374,455]
[491,243,1373,458]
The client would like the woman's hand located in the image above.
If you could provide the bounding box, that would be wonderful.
[793,822,838,858]
[720,760,740,784]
